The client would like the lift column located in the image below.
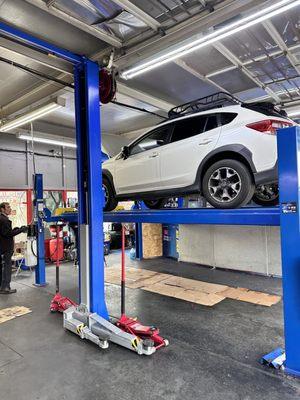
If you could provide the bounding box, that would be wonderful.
[34,174,46,286]
[74,59,108,319]
[278,125,300,376]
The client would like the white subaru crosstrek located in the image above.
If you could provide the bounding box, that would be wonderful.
[102,92,294,211]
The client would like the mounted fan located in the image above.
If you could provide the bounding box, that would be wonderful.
[99,68,116,104]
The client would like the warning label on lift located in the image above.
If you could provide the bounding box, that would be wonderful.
[282,202,297,214]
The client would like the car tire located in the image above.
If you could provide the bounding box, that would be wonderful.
[103,177,118,211]
[202,159,255,209]
[252,184,279,206]
[143,199,167,209]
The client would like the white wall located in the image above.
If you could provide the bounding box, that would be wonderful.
[0,133,77,189]
[178,225,282,276]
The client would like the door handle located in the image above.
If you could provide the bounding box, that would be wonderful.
[198,139,212,145]
[149,152,158,158]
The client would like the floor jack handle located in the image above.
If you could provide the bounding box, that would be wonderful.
[55,225,60,294]
[121,224,125,316]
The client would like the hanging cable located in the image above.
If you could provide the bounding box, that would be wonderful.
[110,100,168,120]
[0,56,74,88]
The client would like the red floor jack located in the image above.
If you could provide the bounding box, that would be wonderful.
[50,225,77,312]
[115,225,169,350]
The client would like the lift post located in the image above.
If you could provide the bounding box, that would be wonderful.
[34,174,47,286]
[74,59,108,318]
[277,126,300,376]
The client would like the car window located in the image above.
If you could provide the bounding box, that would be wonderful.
[170,115,207,143]
[204,115,218,131]
[170,114,219,143]
[220,113,237,126]
[130,126,171,156]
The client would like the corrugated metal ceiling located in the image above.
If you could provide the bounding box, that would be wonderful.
[0,0,299,138]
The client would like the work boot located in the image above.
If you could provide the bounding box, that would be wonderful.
[0,288,17,294]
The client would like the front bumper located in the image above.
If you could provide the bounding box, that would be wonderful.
[253,162,278,186]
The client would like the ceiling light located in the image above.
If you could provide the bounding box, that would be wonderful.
[18,134,76,149]
[288,111,300,117]
[0,98,65,132]
[121,0,300,79]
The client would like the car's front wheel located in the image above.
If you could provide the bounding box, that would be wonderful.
[252,184,279,206]
[143,199,167,209]
[202,159,254,208]
[103,177,118,211]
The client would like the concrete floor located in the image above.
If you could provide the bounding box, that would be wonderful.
[0,252,300,400]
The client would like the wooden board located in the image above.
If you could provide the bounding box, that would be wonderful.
[143,283,225,306]
[217,287,281,306]
[105,267,170,289]
[162,275,228,294]
[142,223,162,259]
[0,306,31,325]
[105,266,281,307]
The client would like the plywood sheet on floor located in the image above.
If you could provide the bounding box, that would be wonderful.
[105,266,162,289]
[143,283,225,306]
[216,287,281,306]
[162,275,228,294]
[0,306,31,324]
[105,266,281,307]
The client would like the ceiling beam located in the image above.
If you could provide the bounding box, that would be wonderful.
[0,37,73,75]
[25,0,123,48]
[116,0,263,67]
[174,59,229,92]
[110,0,161,31]
[263,20,300,75]
[117,82,175,111]
[206,44,300,78]
[213,42,281,103]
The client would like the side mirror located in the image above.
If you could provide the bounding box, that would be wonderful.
[121,146,130,159]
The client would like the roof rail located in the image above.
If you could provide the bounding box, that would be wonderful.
[168,91,241,119]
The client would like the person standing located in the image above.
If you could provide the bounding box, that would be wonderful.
[0,202,27,294]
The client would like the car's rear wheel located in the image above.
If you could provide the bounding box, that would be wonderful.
[202,159,255,209]
[143,199,167,209]
[103,177,118,211]
[252,184,279,206]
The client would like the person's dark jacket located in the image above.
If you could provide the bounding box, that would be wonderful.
[0,213,25,254]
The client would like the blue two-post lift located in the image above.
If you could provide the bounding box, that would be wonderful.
[1,21,300,375]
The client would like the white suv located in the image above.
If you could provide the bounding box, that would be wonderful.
[102,93,293,211]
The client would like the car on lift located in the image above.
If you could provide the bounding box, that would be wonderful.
[102,92,294,211]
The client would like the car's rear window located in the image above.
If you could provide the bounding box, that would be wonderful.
[220,113,237,126]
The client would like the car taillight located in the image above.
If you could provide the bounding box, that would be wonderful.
[246,119,293,135]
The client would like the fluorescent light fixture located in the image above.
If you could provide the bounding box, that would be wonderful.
[18,134,76,149]
[121,0,300,79]
[288,111,300,117]
[0,98,65,132]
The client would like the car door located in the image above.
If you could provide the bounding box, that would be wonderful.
[114,125,173,195]
[159,114,221,189]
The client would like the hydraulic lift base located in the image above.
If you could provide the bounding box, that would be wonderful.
[64,306,168,355]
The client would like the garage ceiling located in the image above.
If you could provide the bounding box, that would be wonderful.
[0,0,299,150]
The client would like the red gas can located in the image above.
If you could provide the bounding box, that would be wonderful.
[49,238,64,262]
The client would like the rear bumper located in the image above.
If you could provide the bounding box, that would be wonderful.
[253,162,278,186]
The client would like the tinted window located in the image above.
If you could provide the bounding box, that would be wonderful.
[170,115,219,143]
[220,113,237,126]
[130,127,170,155]
[204,115,218,131]
[170,115,207,143]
